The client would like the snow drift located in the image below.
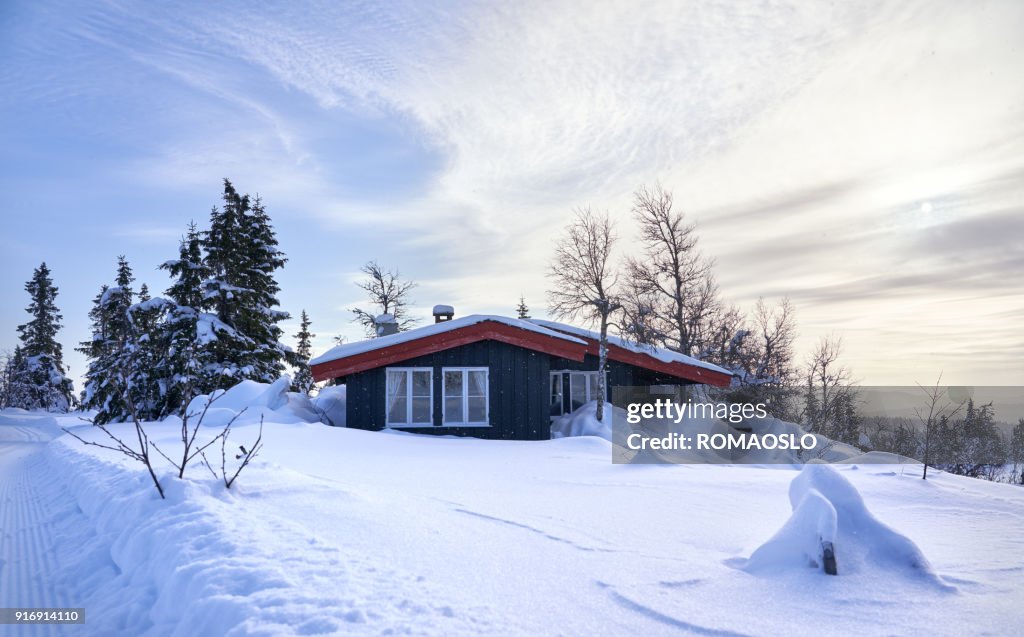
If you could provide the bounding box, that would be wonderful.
[734,464,953,589]
[551,400,618,440]
[183,377,320,427]
[312,384,346,427]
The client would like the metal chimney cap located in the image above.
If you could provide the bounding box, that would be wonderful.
[432,305,454,323]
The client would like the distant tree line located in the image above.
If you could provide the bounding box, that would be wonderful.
[861,383,1024,484]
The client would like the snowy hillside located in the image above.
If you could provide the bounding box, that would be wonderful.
[1,403,1021,636]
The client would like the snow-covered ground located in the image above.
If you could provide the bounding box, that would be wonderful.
[1,401,1022,636]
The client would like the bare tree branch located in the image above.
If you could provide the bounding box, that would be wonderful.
[350,261,418,336]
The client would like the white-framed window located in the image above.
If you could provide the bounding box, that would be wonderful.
[442,367,490,426]
[386,367,433,426]
[550,370,606,416]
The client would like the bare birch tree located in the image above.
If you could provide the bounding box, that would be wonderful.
[548,209,621,422]
[624,184,723,356]
[802,335,861,444]
[351,261,418,337]
[915,375,966,480]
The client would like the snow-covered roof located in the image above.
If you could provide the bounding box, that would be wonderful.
[527,318,732,376]
[309,314,586,367]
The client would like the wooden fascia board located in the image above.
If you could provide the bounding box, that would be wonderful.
[310,321,588,381]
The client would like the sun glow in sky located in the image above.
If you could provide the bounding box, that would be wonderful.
[1,0,1022,387]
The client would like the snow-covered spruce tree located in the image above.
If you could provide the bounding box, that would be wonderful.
[14,262,75,411]
[79,257,137,423]
[547,208,621,423]
[289,309,315,394]
[153,221,211,415]
[76,285,109,364]
[237,194,290,378]
[200,180,290,388]
[121,283,166,421]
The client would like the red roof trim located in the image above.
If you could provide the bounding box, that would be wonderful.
[599,341,732,387]
[310,319,733,387]
[310,320,589,381]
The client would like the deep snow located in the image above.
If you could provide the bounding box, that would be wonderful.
[1,403,1022,636]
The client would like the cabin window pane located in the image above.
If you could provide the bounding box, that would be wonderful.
[468,370,487,396]
[386,370,408,424]
[549,374,564,417]
[412,397,431,423]
[467,370,487,422]
[468,396,487,422]
[570,373,587,410]
[443,371,463,423]
[412,370,431,397]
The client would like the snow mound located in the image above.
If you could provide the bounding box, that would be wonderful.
[551,400,617,440]
[312,384,347,427]
[735,464,952,588]
[184,377,320,427]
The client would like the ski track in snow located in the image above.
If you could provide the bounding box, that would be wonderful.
[597,581,753,637]
[453,507,619,553]
[0,426,79,637]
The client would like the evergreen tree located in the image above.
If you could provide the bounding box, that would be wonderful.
[155,222,211,414]
[290,310,315,394]
[123,283,166,420]
[200,180,289,388]
[14,263,75,411]
[79,257,136,423]
[163,221,206,309]
[236,193,290,379]
[77,285,110,362]
[515,295,530,319]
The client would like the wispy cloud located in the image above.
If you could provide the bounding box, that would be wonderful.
[2,0,1022,385]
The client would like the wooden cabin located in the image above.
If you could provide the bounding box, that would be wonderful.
[309,311,732,440]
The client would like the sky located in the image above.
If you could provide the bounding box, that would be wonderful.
[1,0,1022,390]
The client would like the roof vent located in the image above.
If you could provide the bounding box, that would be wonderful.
[374,313,399,337]
[432,304,455,323]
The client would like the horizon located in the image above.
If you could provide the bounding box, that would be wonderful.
[2,0,1023,390]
